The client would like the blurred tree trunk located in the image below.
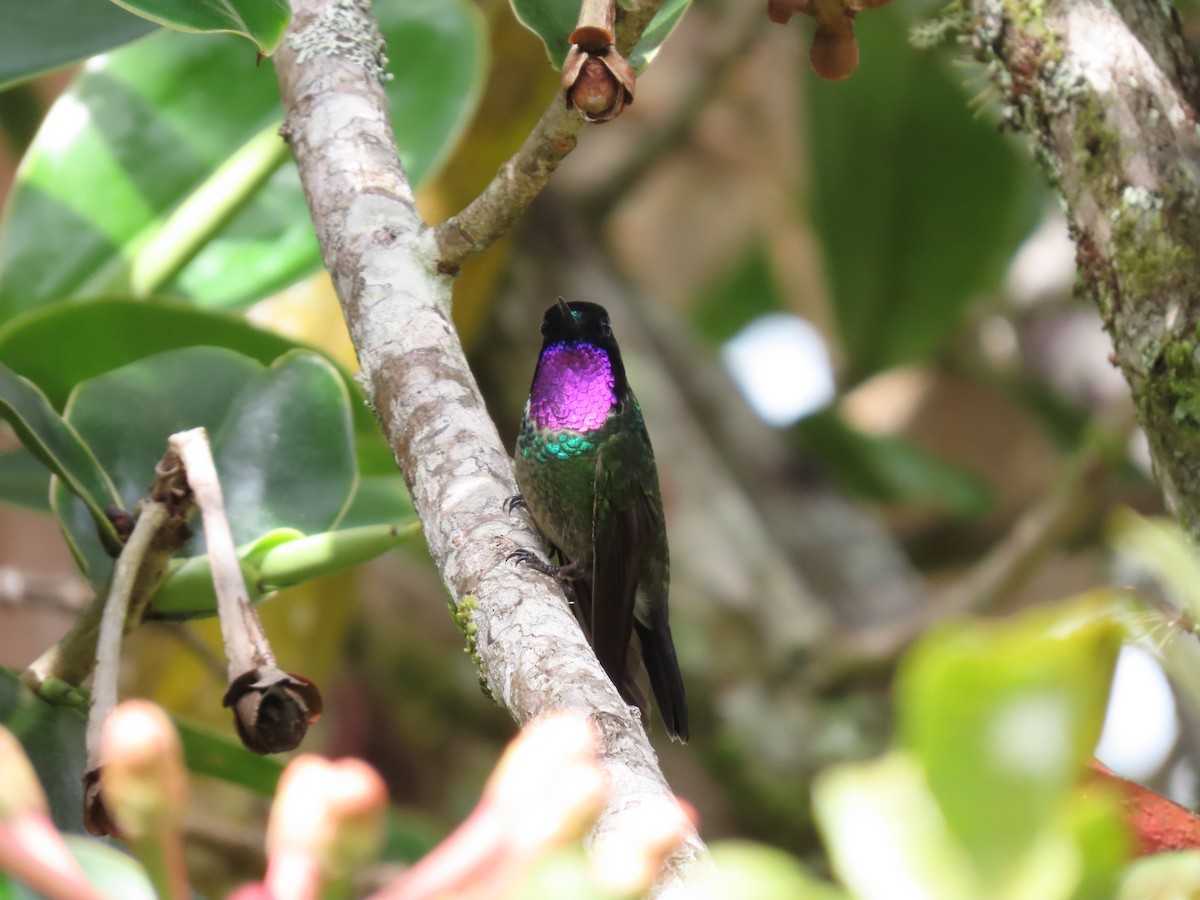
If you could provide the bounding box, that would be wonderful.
[970,0,1200,533]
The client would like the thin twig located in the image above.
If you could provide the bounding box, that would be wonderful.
[86,502,169,770]
[169,429,272,679]
[24,450,193,694]
[431,0,668,271]
[579,2,765,216]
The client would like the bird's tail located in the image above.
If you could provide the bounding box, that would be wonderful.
[635,617,689,742]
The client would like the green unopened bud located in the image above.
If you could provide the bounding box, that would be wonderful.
[266,755,387,894]
[100,700,189,840]
[485,712,606,850]
[590,795,692,895]
[0,726,48,820]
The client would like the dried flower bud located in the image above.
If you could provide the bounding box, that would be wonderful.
[569,0,615,51]
[562,45,636,124]
[224,667,323,755]
[811,16,859,81]
[83,769,119,837]
[767,0,812,23]
[767,0,884,81]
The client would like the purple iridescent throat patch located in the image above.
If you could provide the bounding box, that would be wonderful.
[529,342,616,432]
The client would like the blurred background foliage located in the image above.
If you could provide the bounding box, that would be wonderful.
[4,0,1200,895]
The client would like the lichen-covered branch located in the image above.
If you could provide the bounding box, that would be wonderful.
[430,0,666,271]
[968,0,1200,532]
[272,0,706,893]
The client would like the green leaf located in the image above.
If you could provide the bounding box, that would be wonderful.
[793,410,991,517]
[807,11,1040,382]
[337,474,414,529]
[1108,509,1200,720]
[0,668,87,833]
[0,0,485,316]
[0,449,51,512]
[0,0,156,90]
[0,30,287,318]
[814,751,980,900]
[626,0,689,70]
[0,296,382,442]
[510,0,691,69]
[0,298,300,409]
[64,835,156,900]
[1118,852,1200,900]
[704,842,848,900]
[0,364,123,556]
[109,0,291,55]
[55,347,356,586]
[895,596,1122,883]
[176,716,282,795]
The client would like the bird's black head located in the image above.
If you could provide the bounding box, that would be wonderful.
[541,298,615,344]
[538,298,629,394]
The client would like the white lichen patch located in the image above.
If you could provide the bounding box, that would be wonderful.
[288,0,390,83]
[1111,185,1164,224]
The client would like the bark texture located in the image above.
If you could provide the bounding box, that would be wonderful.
[273,0,707,893]
[971,0,1200,531]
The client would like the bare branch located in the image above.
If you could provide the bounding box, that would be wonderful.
[274,0,707,892]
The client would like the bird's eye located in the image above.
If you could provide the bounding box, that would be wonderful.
[600,320,612,337]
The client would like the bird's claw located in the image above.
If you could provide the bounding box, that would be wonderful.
[503,494,528,514]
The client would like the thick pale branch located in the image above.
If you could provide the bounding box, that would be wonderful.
[273,0,706,892]
[431,0,667,270]
[970,0,1200,533]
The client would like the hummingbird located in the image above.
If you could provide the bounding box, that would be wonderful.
[510,298,688,742]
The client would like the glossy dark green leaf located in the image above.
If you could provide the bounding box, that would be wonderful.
[0,668,87,833]
[0,448,51,512]
[0,31,285,320]
[0,364,123,557]
[0,0,156,90]
[0,0,484,316]
[55,347,356,586]
[510,0,691,69]
[896,596,1122,882]
[0,296,382,443]
[807,12,1040,382]
[0,298,299,408]
[336,474,414,530]
[111,0,291,55]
